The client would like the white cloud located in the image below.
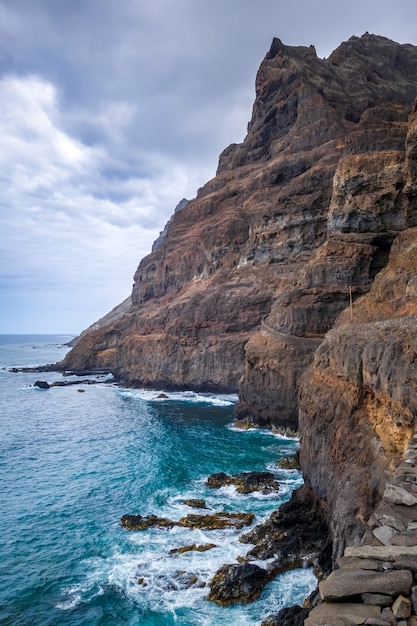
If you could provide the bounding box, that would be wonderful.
[0,74,201,332]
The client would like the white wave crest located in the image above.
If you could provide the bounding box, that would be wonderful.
[118,388,238,406]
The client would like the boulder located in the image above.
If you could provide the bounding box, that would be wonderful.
[337,556,381,571]
[206,562,268,606]
[182,499,207,509]
[278,454,301,470]
[411,585,417,614]
[361,593,393,607]
[319,569,413,601]
[261,605,309,626]
[34,380,50,389]
[384,485,417,507]
[344,545,417,560]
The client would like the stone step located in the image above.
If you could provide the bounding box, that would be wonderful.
[305,602,381,626]
[319,568,413,602]
[345,545,417,561]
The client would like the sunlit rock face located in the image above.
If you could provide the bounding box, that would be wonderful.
[60,34,417,402]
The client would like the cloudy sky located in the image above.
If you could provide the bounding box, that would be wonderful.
[1,0,417,334]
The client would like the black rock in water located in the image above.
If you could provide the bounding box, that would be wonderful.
[34,380,50,389]
[206,471,279,494]
[207,562,269,606]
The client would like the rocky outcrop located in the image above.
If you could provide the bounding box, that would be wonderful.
[207,562,269,606]
[120,511,255,531]
[59,34,417,403]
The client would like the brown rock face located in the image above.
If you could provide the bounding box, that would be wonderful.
[60,35,417,404]
[297,103,417,558]
[236,41,417,428]
[298,227,417,562]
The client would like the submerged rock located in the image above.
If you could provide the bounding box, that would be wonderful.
[182,498,207,509]
[206,562,269,606]
[206,471,280,494]
[169,543,217,555]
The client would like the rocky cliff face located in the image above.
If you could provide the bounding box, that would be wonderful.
[236,37,417,429]
[297,100,417,562]
[60,34,417,407]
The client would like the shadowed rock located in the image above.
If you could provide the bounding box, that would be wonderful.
[261,605,310,626]
[206,562,268,606]
[34,380,50,389]
[206,471,279,494]
[183,498,207,509]
[240,485,332,577]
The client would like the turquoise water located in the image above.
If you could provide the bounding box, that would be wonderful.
[0,335,315,625]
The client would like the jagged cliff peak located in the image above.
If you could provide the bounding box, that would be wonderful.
[217,33,417,173]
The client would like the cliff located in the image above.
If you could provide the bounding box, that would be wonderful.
[60,34,417,407]
[58,34,417,621]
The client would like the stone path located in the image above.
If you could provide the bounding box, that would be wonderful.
[260,318,323,347]
[306,435,417,625]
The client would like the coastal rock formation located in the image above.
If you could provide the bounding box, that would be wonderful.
[294,188,417,617]
[205,470,280,494]
[236,58,417,428]
[59,34,417,408]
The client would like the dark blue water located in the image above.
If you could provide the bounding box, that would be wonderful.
[0,335,315,625]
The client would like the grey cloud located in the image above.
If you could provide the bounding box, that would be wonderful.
[1,0,417,332]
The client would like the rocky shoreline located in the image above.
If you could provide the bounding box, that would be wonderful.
[119,468,331,615]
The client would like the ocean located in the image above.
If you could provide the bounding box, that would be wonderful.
[0,335,316,626]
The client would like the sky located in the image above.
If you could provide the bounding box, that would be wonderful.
[1,1,417,334]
